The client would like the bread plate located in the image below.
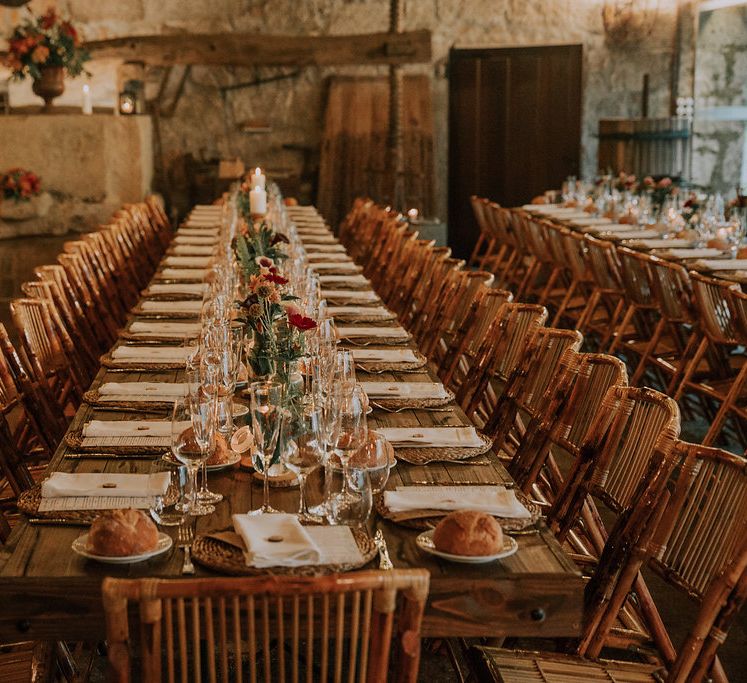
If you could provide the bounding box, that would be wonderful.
[415,529,518,564]
[72,532,173,564]
[162,451,241,471]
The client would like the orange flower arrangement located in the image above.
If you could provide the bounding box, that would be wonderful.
[1,168,42,203]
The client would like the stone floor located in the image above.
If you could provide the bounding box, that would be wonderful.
[1,234,746,681]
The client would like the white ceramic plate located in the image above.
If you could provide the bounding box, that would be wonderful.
[232,402,249,417]
[162,451,241,471]
[72,532,173,564]
[415,529,518,564]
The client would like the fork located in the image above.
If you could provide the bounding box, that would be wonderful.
[357,367,423,375]
[177,523,195,575]
[370,402,454,414]
[374,530,393,570]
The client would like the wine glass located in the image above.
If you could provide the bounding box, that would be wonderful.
[171,396,214,516]
[149,459,187,527]
[330,383,368,511]
[249,381,284,515]
[281,405,326,522]
[325,466,372,527]
[192,356,224,505]
[333,349,356,389]
[352,431,391,495]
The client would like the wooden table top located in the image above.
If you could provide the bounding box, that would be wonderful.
[0,211,583,644]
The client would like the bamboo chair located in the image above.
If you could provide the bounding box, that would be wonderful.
[410,257,465,346]
[399,247,452,330]
[454,303,548,425]
[375,226,418,307]
[486,204,521,289]
[517,219,565,306]
[387,238,435,318]
[10,298,85,413]
[467,195,494,269]
[483,327,584,458]
[102,569,430,683]
[674,272,747,447]
[550,228,596,328]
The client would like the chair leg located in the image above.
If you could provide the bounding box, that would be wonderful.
[607,303,636,355]
[551,279,577,327]
[702,360,747,446]
[630,317,667,386]
[673,337,709,401]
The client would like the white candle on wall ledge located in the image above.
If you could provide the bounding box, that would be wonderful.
[250,186,267,215]
[250,167,266,190]
[82,83,92,115]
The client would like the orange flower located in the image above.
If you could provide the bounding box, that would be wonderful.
[31,45,49,64]
[5,55,23,72]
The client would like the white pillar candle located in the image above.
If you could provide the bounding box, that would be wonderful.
[82,83,93,115]
[250,186,267,215]
[250,167,266,190]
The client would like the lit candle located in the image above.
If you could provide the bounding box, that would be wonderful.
[250,167,266,190]
[250,186,267,216]
[82,83,92,115]
[407,208,419,222]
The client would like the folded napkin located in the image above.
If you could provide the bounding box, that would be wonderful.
[173,235,217,245]
[322,289,379,302]
[163,256,213,268]
[232,513,322,568]
[159,268,208,280]
[305,244,346,254]
[319,274,369,285]
[42,472,171,498]
[602,229,662,240]
[83,420,187,438]
[311,261,359,271]
[569,217,612,226]
[524,203,563,212]
[140,300,202,314]
[98,382,189,400]
[337,326,409,339]
[302,235,338,244]
[128,321,201,337]
[658,248,725,260]
[179,228,220,237]
[148,283,207,296]
[626,238,694,249]
[361,382,448,400]
[547,211,589,220]
[351,349,420,363]
[308,253,351,263]
[328,306,391,317]
[693,259,747,271]
[580,223,641,233]
[383,485,530,518]
[111,345,195,362]
[377,426,483,448]
[185,218,219,228]
[171,244,214,256]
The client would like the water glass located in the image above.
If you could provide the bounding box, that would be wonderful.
[249,381,284,514]
[325,466,372,527]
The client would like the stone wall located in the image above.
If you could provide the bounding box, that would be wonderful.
[1,0,685,218]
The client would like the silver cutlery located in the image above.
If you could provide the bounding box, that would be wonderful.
[357,366,424,375]
[178,523,195,575]
[374,530,393,570]
[370,402,454,414]
[28,517,89,527]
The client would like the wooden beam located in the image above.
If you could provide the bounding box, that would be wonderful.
[83,30,431,67]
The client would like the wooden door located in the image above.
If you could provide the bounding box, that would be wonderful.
[448,45,583,258]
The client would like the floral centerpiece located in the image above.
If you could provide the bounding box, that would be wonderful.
[1,168,41,203]
[5,7,90,110]
[640,176,678,211]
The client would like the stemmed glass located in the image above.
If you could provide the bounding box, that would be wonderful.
[171,395,214,515]
[333,349,356,389]
[352,430,391,495]
[249,381,284,515]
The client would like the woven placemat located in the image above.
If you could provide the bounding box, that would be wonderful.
[100,354,185,371]
[152,275,204,284]
[354,352,428,373]
[129,307,199,320]
[140,291,202,301]
[332,311,397,323]
[374,487,541,532]
[313,267,363,276]
[367,387,455,410]
[65,430,170,455]
[191,529,376,576]
[393,432,493,465]
[340,333,412,346]
[118,333,191,344]
[83,389,173,412]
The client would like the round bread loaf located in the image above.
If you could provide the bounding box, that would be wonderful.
[432,510,504,557]
[206,433,231,465]
[87,509,159,557]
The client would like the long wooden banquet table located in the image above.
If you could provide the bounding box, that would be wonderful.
[0,203,583,644]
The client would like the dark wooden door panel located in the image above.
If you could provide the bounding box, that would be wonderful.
[448,45,582,258]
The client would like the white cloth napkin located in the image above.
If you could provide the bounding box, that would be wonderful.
[337,326,409,339]
[140,300,202,314]
[524,203,563,212]
[302,235,338,244]
[159,268,208,280]
[360,382,449,400]
[383,485,531,518]
[351,349,419,363]
[232,513,322,568]
[377,426,483,448]
[185,218,219,228]
[42,472,171,498]
[308,253,351,263]
[311,261,359,271]
[83,420,188,438]
[322,289,379,302]
[693,259,747,271]
[328,306,391,317]
[111,346,195,362]
[658,248,725,260]
[179,228,220,237]
[602,229,662,239]
[626,238,693,249]
[98,382,189,400]
[319,274,369,286]
[546,211,590,220]
[580,223,641,233]
[163,256,212,268]
[173,235,217,245]
[569,217,612,226]
[305,244,346,254]
[128,321,201,337]
[171,244,214,256]
[148,283,207,296]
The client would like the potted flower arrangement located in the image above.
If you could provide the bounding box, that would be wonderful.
[640,176,678,214]
[5,7,90,111]
[0,167,51,220]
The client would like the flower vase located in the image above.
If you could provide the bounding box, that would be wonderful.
[32,66,65,112]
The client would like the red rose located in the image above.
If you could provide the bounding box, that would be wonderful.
[60,21,79,45]
[287,312,317,331]
[39,9,57,30]
[263,272,288,285]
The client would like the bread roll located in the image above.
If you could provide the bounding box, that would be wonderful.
[87,509,159,557]
[432,510,504,556]
[206,433,231,465]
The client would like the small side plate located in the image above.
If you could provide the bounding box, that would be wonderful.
[415,529,518,564]
[162,451,241,471]
[72,532,173,564]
